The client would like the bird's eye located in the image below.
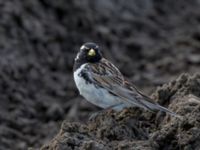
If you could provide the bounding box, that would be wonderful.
[88,49,96,57]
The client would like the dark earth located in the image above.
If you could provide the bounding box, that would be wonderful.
[41,74,200,150]
[0,0,200,150]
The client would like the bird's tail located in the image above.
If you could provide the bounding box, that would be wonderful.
[141,98,181,118]
[154,103,177,117]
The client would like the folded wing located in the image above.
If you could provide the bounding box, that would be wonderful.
[88,59,177,116]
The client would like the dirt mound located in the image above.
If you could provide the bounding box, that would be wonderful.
[41,74,200,150]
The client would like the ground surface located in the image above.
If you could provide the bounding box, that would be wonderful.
[41,74,200,150]
[0,0,200,149]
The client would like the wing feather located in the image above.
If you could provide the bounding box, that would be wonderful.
[86,58,177,116]
[87,59,153,109]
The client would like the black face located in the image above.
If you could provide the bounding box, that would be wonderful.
[74,42,102,71]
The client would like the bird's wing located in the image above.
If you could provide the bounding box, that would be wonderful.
[86,59,177,116]
[87,58,154,110]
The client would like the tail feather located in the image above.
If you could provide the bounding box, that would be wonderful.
[141,99,181,118]
[154,104,177,117]
[128,85,181,117]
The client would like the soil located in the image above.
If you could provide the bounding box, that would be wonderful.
[0,0,200,150]
[41,74,200,150]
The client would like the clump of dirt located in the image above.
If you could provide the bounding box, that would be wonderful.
[41,74,200,150]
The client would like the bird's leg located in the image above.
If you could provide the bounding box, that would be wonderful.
[89,103,123,120]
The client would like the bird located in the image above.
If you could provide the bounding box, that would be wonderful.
[73,42,177,116]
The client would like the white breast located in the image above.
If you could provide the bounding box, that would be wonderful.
[73,64,121,109]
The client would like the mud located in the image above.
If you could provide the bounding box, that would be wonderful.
[41,74,200,150]
[0,0,200,150]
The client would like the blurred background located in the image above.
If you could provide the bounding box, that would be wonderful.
[0,0,200,149]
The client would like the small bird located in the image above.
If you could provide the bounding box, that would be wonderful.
[73,42,177,116]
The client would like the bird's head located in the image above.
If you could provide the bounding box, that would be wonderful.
[75,42,102,63]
